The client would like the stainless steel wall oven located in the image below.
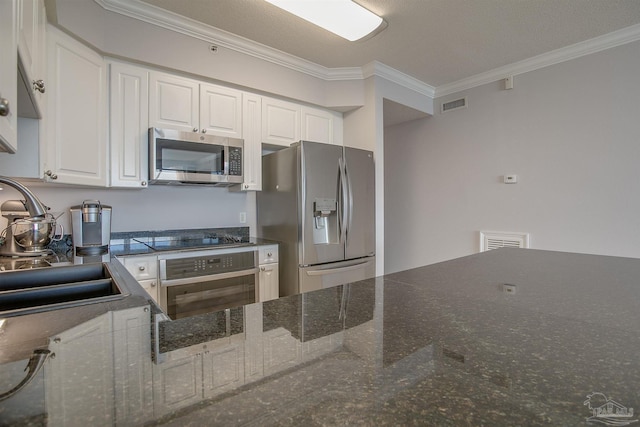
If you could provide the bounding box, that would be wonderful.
[158,248,258,320]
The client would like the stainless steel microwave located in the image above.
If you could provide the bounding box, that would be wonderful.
[149,128,243,185]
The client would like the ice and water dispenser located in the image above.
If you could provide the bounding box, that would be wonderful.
[313,198,338,244]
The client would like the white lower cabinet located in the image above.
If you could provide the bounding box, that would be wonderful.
[120,255,159,303]
[112,306,154,426]
[258,244,279,301]
[258,263,279,301]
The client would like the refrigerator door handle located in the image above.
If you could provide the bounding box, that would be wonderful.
[338,157,348,244]
[344,159,354,243]
[304,259,373,276]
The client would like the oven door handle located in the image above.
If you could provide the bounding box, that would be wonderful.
[159,267,259,287]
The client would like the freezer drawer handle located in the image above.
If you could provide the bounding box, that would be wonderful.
[305,260,372,276]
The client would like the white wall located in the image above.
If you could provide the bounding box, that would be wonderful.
[384,40,640,273]
[0,181,254,234]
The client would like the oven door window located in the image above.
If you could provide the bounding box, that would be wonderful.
[156,138,225,175]
[166,274,255,320]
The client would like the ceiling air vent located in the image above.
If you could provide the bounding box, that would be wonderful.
[479,231,530,252]
[441,97,467,113]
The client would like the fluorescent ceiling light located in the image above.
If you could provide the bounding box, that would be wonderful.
[265,0,385,41]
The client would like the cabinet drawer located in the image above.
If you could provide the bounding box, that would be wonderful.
[258,245,278,264]
[122,255,158,281]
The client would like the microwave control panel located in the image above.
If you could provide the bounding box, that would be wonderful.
[229,147,242,176]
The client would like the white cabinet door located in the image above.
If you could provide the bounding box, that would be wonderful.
[232,92,261,191]
[112,306,153,426]
[45,25,107,186]
[258,263,279,302]
[258,244,279,301]
[121,255,159,302]
[109,61,150,188]
[0,0,18,153]
[17,0,46,116]
[138,279,159,303]
[149,72,198,133]
[301,106,343,146]
[199,83,242,137]
[262,97,300,147]
[46,313,114,427]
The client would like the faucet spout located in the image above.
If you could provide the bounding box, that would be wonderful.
[0,176,48,218]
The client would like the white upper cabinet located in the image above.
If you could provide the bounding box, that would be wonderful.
[17,0,46,117]
[263,97,343,147]
[149,71,242,138]
[149,72,198,133]
[261,97,300,147]
[45,25,108,186]
[0,0,18,153]
[199,83,242,138]
[109,61,150,188]
[232,92,262,191]
[301,106,343,146]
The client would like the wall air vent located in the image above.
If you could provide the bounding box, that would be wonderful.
[441,97,467,113]
[479,231,530,252]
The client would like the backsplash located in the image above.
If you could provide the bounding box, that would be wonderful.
[0,182,256,234]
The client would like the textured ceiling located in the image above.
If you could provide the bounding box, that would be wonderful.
[140,0,640,88]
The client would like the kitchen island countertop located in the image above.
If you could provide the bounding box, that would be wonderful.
[1,247,639,426]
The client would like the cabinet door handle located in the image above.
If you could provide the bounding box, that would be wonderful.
[260,267,266,272]
[138,266,146,271]
[32,80,46,94]
[0,98,10,117]
[44,170,58,180]
[150,281,156,287]
[267,252,273,258]
[192,127,198,133]
[201,129,207,134]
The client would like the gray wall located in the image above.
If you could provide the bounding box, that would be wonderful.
[384,40,640,273]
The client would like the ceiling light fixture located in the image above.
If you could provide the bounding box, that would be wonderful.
[264,0,385,42]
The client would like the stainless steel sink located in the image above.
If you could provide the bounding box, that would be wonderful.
[0,263,127,317]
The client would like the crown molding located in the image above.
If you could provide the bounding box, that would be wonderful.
[95,0,365,82]
[95,0,640,101]
[435,23,640,98]
[362,61,436,98]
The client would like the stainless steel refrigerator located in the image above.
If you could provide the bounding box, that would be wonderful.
[257,141,376,296]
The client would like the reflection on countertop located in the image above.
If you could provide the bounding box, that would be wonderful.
[1,248,640,426]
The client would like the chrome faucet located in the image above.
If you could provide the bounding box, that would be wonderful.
[0,176,48,218]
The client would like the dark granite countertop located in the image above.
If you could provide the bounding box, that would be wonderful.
[1,248,639,426]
